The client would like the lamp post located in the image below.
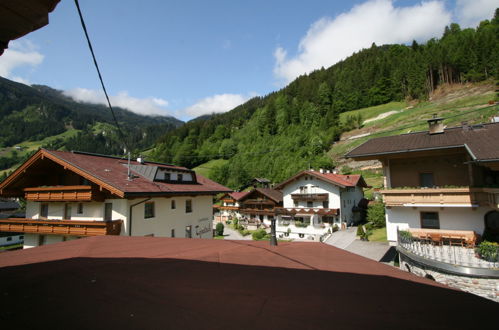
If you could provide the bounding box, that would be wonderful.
[270,217,277,246]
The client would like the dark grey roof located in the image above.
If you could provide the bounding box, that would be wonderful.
[346,122,499,161]
[127,164,158,181]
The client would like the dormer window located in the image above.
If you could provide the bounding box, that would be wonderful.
[164,173,171,181]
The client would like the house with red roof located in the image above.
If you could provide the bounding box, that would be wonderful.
[214,191,250,222]
[0,149,231,248]
[273,169,368,241]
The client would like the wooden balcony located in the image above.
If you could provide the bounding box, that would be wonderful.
[24,185,104,202]
[291,193,328,201]
[0,218,122,236]
[382,187,499,208]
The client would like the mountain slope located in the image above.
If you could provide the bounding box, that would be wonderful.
[150,13,499,189]
[0,77,183,176]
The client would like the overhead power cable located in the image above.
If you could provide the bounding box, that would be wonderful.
[74,0,128,151]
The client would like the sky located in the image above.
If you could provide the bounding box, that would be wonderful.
[0,0,497,121]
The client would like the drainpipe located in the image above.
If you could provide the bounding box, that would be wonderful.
[128,198,151,236]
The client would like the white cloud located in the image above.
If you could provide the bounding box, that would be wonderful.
[455,0,498,27]
[0,40,43,84]
[63,88,171,116]
[183,93,253,118]
[273,0,452,83]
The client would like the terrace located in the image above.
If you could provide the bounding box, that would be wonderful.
[396,229,498,274]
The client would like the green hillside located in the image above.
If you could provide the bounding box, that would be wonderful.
[0,77,183,178]
[150,12,499,190]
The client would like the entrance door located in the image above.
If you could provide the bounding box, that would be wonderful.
[484,211,499,241]
[185,225,192,238]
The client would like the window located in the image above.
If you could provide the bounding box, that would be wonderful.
[293,200,298,207]
[307,201,313,207]
[421,212,440,229]
[185,199,192,213]
[40,203,48,218]
[171,199,176,209]
[145,202,155,219]
[164,173,171,181]
[420,173,434,188]
[104,203,113,221]
[64,204,72,220]
[323,201,329,208]
[178,173,183,181]
[77,203,84,214]
[171,229,175,238]
[7,237,12,241]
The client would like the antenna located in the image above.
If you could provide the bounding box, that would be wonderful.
[127,151,132,181]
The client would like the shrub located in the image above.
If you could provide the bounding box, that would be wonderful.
[367,203,386,228]
[356,225,365,237]
[252,228,267,240]
[215,223,224,236]
[226,220,231,225]
[475,241,499,262]
[233,218,238,226]
[332,224,339,232]
[295,220,309,228]
[399,230,413,241]
[240,229,251,236]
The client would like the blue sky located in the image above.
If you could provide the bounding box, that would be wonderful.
[0,0,497,121]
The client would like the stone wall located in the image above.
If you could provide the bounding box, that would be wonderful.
[399,254,499,302]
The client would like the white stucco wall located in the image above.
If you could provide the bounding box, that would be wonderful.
[130,195,213,239]
[282,176,341,209]
[386,206,490,242]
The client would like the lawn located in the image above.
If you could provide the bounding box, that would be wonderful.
[368,227,387,242]
[193,159,228,177]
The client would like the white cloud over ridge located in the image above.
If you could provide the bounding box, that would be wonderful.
[0,40,43,84]
[273,0,452,83]
[455,0,498,27]
[63,88,171,116]
[183,93,253,118]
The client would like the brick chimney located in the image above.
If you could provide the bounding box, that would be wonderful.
[428,114,444,134]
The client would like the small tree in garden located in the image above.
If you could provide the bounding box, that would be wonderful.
[215,222,224,236]
[367,202,386,228]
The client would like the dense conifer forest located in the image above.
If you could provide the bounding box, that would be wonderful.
[150,11,499,189]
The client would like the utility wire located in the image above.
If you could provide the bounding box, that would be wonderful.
[74,0,128,152]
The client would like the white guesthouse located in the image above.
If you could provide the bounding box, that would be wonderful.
[0,149,231,248]
[273,170,367,241]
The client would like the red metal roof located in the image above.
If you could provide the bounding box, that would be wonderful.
[0,149,231,197]
[45,149,231,196]
[0,236,496,329]
[275,170,367,189]
[229,191,250,200]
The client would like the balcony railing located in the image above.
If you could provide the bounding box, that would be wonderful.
[291,193,328,201]
[382,187,499,208]
[397,229,498,269]
[0,218,122,236]
[24,185,105,202]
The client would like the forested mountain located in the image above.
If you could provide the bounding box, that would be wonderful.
[0,77,183,154]
[150,11,499,189]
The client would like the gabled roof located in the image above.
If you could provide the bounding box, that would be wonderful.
[346,122,499,161]
[0,149,231,198]
[0,236,496,329]
[274,170,368,190]
[241,188,283,203]
[229,191,250,200]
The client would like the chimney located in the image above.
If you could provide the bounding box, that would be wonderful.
[427,114,444,134]
[137,157,144,164]
[319,168,324,174]
[332,169,339,174]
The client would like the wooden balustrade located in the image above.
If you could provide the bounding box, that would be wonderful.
[0,218,122,236]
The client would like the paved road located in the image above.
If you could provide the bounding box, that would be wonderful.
[220,226,252,240]
[325,227,394,262]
